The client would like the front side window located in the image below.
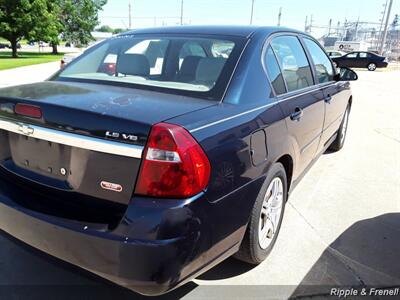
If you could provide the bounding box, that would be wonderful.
[264,46,286,95]
[57,35,244,100]
[303,38,334,83]
[271,36,314,92]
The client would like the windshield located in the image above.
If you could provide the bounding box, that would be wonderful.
[56,34,245,100]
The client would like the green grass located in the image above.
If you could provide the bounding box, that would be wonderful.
[0,51,63,71]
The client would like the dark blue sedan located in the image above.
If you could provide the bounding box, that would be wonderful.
[0,26,357,295]
[332,51,388,71]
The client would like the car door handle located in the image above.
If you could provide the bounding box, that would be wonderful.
[290,107,303,121]
[325,94,332,104]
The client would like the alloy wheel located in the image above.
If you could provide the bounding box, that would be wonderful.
[258,177,284,250]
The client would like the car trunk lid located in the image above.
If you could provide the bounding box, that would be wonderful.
[0,81,215,209]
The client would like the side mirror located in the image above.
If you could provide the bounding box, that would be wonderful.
[335,67,358,81]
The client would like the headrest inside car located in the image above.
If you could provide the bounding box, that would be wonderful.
[117,54,150,77]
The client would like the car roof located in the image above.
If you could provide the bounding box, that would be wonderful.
[121,25,304,39]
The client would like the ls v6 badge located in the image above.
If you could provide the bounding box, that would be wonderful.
[105,131,138,142]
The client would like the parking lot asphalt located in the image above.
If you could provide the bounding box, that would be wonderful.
[0,68,399,300]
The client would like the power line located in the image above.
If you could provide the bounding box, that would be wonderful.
[102,16,180,20]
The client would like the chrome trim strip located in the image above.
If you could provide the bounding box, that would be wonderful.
[190,102,276,133]
[0,119,143,159]
[276,82,336,103]
[190,83,337,133]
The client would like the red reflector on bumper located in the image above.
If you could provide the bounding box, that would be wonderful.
[15,103,42,119]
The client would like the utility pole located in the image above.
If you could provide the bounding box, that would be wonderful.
[328,18,332,36]
[250,0,255,25]
[380,0,393,55]
[128,1,132,29]
[355,16,360,40]
[277,7,282,26]
[180,0,184,25]
[378,0,388,49]
[305,16,308,32]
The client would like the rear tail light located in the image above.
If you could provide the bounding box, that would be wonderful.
[135,122,211,198]
[15,103,42,119]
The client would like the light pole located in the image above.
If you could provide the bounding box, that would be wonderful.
[378,0,389,46]
[380,0,393,55]
[180,0,184,25]
[250,0,255,25]
[128,1,132,29]
[277,7,282,26]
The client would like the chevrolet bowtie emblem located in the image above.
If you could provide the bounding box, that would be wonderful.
[17,124,34,136]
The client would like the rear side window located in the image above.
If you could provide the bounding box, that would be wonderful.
[303,38,334,83]
[271,36,314,92]
[264,46,286,95]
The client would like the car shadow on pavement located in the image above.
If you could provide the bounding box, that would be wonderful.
[290,213,400,299]
[196,257,256,280]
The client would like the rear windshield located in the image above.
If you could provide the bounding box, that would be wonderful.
[56,34,246,100]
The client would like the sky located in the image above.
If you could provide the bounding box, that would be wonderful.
[99,0,399,37]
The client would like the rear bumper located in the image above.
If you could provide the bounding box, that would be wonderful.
[0,175,258,296]
[0,194,197,296]
[379,62,389,68]
[0,168,264,296]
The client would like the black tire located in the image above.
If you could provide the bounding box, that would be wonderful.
[367,62,377,71]
[235,163,287,264]
[328,104,350,152]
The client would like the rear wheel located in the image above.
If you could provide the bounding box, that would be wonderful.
[328,104,350,152]
[367,62,377,71]
[235,163,287,264]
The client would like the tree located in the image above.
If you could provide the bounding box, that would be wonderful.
[0,0,55,57]
[50,0,107,54]
[34,1,62,54]
[97,25,113,33]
